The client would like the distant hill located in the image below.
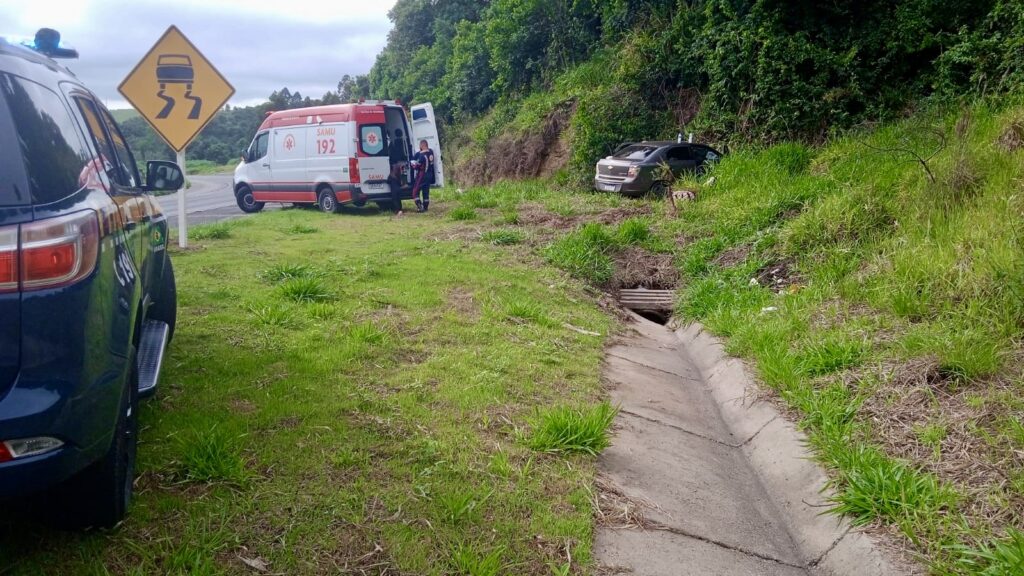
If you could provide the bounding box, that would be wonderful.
[109,108,140,123]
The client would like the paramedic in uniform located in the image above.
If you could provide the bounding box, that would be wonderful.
[387,128,408,213]
[411,139,435,212]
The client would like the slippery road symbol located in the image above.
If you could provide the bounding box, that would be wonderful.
[155,54,202,120]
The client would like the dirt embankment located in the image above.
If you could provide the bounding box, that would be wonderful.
[455,102,575,186]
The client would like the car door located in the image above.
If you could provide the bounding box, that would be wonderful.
[410,103,445,187]
[665,145,697,176]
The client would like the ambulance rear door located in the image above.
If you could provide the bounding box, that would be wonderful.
[352,104,391,196]
[410,103,444,187]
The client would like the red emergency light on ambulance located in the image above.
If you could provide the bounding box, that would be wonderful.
[233,100,443,213]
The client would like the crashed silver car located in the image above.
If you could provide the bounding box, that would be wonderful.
[594,141,722,197]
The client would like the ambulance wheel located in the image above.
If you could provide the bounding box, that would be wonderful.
[318,186,341,214]
[236,186,264,213]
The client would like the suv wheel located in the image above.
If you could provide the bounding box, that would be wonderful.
[236,185,264,213]
[50,351,139,529]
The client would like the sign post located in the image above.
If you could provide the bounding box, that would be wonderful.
[177,151,187,248]
[118,25,234,247]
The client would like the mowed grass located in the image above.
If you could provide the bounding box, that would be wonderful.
[0,208,612,575]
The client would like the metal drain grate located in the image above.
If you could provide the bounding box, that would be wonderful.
[618,288,675,311]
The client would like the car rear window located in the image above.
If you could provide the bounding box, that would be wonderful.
[0,73,91,205]
[613,145,657,161]
[0,78,28,206]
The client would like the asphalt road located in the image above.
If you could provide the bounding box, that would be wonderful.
[156,173,271,228]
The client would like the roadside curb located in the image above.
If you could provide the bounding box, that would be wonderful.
[673,322,902,576]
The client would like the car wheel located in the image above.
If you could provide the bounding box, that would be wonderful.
[149,255,177,343]
[318,186,341,214]
[236,185,264,213]
[650,181,668,199]
[51,351,139,529]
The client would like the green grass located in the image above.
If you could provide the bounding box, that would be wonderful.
[526,402,618,455]
[278,277,333,303]
[480,229,524,245]
[438,98,1024,571]
[955,528,1024,575]
[544,223,616,285]
[449,206,479,221]
[189,221,234,240]
[186,159,238,175]
[0,208,612,575]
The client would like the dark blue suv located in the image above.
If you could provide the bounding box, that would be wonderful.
[0,30,181,528]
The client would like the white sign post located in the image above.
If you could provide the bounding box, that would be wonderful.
[177,151,187,248]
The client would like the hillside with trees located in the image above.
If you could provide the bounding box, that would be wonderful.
[366,0,1023,184]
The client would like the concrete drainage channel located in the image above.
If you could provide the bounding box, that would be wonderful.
[594,309,906,575]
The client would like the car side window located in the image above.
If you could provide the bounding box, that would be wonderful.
[666,147,693,162]
[75,97,131,187]
[97,107,141,188]
[252,132,269,161]
[0,74,93,204]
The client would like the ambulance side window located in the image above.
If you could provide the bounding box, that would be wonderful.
[250,132,268,162]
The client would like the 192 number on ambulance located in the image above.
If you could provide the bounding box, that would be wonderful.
[317,139,335,155]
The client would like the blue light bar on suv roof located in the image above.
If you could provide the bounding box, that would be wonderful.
[12,28,79,59]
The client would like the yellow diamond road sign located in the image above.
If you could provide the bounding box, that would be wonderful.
[118,26,234,152]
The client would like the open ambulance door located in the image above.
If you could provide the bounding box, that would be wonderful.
[411,103,445,187]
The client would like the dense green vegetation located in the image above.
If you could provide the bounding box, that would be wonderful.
[366,0,1024,183]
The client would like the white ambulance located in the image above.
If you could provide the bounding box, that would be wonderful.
[233,100,444,213]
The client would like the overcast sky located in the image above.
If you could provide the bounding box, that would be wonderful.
[1,0,397,109]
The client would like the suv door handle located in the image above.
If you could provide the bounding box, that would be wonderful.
[261,162,270,167]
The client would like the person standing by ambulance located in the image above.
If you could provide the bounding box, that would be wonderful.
[410,139,435,212]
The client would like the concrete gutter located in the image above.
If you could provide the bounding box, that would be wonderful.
[595,315,906,575]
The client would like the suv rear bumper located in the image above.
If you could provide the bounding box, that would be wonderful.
[0,368,124,498]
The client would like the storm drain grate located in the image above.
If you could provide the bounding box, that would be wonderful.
[619,288,675,325]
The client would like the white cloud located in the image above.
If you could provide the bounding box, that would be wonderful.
[0,0,396,106]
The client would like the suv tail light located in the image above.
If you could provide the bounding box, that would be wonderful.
[0,210,100,293]
[0,226,16,293]
[349,157,361,184]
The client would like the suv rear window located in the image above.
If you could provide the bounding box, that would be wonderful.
[0,74,91,204]
[613,145,658,161]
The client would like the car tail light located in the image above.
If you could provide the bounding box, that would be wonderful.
[0,225,17,294]
[349,157,361,184]
[19,210,99,291]
[0,437,64,462]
